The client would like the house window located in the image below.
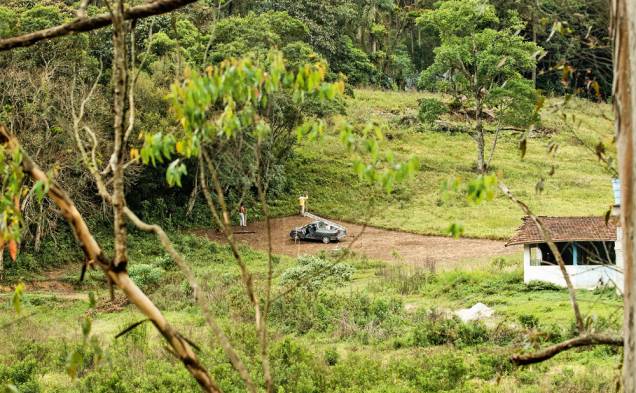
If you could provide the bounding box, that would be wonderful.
[536,241,615,266]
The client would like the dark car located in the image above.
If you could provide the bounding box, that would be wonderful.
[290,220,347,243]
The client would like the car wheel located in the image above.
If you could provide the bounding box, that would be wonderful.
[322,237,330,244]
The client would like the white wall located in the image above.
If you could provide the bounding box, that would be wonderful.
[523,245,624,290]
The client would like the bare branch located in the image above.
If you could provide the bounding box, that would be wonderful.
[0,0,198,51]
[123,207,256,393]
[0,125,220,393]
[198,154,259,393]
[511,334,623,365]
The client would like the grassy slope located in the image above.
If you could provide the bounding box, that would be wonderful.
[276,89,615,239]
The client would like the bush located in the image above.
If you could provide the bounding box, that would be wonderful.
[279,255,354,292]
[525,280,563,291]
[324,347,339,366]
[128,264,164,292]
[271,338,325,393]
[270,291,404,341]
[473,351,514,380]
[393,351,468,392]
[518,314,539,329]
[412,313,489,347]
[418,98,447,126]
[0,357,40,393]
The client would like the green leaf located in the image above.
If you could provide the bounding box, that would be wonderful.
[32,179,49,203]
[166,160,188,188]
[448,223,464,239]
[12,282,24,314]
[88,291,96,309]
[5,384,19,393]
[81,317,92,338]
[66,349,83,379]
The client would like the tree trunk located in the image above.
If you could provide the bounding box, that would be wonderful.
[111,0,129,268]
[34,202,43,252]
[613,0,636,390]
[531,15,537,88]
[475,98,486,173]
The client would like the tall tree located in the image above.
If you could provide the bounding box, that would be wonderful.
[417,0,540,173]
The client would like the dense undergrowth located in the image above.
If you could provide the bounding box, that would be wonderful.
[0,231,623,392]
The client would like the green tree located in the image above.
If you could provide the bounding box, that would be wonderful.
[417,0,540,173]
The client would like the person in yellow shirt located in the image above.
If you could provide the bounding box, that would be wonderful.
[298,193,308,216]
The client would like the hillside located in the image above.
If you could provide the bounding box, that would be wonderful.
[274,89,615,239]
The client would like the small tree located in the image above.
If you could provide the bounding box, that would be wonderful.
[417,0,540,173]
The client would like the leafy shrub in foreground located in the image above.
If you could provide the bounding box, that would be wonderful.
[393,351,468,392]
[0,357,40,393]
[270,290,404,339]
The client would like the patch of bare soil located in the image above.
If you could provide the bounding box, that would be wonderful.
[0,268,88,301]
[200,216,520,269]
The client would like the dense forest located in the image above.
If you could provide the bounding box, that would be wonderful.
[1,0,635,392]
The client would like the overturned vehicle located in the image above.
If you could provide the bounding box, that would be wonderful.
[290,220,347,243]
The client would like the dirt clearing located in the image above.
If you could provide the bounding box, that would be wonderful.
[201,216,520,269]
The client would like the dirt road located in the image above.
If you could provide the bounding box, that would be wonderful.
[202,216,520,269]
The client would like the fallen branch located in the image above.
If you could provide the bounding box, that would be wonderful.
[0,0,197,51]
[511,334,623,365]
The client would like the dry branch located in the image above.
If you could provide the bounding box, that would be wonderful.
[511,334,623,365]
[0,125,220,393]
[0,0,197,51]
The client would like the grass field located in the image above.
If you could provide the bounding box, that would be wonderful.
[273,89,615,239]
[0,90,623,392]
[0,233,623,392]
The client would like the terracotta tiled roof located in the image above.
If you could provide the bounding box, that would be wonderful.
[506,216,617,246]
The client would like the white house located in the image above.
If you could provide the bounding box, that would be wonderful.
[507,215,623,291]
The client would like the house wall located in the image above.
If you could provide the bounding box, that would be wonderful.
[523,244,624,290]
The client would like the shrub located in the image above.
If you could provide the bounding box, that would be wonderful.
[418,98,447,126]
[279,255,354,292]
[0,357,40,393]
[324,347,339,366]
[518,314,539,329]
[270,338,325,393]
[270,291,404,340]
[412,313,489,347]
[153,254,174,270]
[525,280,563,291]
[393,351,468,392]
[473,351,514,380]
[127,264,164,292]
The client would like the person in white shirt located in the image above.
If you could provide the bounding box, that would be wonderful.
[239,204,247,227]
